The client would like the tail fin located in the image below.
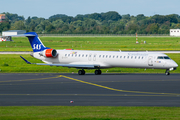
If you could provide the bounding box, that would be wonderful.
[25,32,49,52]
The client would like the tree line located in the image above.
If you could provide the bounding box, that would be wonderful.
[1,11,180,34]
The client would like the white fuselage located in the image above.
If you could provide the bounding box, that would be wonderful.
[32,50,178,70]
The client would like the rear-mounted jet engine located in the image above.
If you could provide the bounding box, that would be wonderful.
[39,49,57,57]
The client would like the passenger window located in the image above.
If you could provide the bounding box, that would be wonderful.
[75,54,77,57]
[109,55,111,58]
[138,56,140,59]
[82,54,84,57]
[99,55,101,58]
[89,55,91,57]
[103,55,105,58]
[65,54,67,57]
[135,56,137,59]
[79,54,81,57]
[106,55,108,58]
[113,56,115,58]
[127,56,129,59]
[124,56,126,59]
[131,56,133,59]
[72,54,73,57]
[142,57,143,59]
[68,54,70,57]
[86,54,88,57]
[120,56,122,58]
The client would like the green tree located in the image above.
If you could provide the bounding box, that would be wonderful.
[0,22,11,32]
[10,21,25,30]
[136,14,146,21]
[45,24,55,33]
[101,11,122,21]
[166,14,178,23]
[146,23,159,34]
[26,16,31,24]
[122,14,130,20]
[89,13,102,21]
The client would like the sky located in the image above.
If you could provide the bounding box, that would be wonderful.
[1,0,180,19]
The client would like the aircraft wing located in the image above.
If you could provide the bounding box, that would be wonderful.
[20,56,99,69]
[36,63,96,68]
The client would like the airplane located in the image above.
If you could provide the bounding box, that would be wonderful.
[7,32,178,75]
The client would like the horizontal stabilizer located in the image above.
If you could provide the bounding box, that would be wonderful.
[20,56,31,64]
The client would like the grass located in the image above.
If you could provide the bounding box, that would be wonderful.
[0,106,180,119]
[0,53,179,73]
[0,36,180,51]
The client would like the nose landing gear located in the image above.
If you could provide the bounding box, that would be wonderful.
[165,69,170,76]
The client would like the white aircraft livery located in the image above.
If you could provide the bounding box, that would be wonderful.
[11,32,178,75]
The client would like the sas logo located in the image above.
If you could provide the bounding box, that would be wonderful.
[33,44,41,50]
[157,61,161,63]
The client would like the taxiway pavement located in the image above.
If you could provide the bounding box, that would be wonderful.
[0,73,180,106]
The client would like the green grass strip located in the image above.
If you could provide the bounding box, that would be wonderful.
[0,106,180,120]
[1,36,180,51]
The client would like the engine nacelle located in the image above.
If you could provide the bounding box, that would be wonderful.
[40,49,57,58]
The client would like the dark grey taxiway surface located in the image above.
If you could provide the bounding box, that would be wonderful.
[0,73,180,106]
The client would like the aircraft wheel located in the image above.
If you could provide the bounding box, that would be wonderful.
[165,72,170,76]
[78,70,83,75]
[95,70,99,75]
[165,69,170,76]
[95,70,101,75]
[82,70,85,75]
[78,70,85,75]
[98,70,102,75]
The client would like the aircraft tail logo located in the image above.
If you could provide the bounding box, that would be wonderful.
[25,32,49,52]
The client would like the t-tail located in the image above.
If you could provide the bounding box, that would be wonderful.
[25,32,57,57]
[25,32,48,52]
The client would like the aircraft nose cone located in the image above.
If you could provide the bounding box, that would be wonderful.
[167,60,178,68]
[172,61,178,68]
[174,62,178,68]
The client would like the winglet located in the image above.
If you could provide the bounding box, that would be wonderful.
[20,56,31,64]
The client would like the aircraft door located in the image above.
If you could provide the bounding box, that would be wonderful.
[88,54,92,61]
[93,54,96,61]
[148,56,153,66]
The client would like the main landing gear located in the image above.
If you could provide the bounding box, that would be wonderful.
[78,69,102,75]
[78,70,85,75]
[95,70,102,75]
[165,69,170,76]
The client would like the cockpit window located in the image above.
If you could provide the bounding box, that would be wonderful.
[157,56,163,59]
[157,56,171,59]
[164,56,170,59]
